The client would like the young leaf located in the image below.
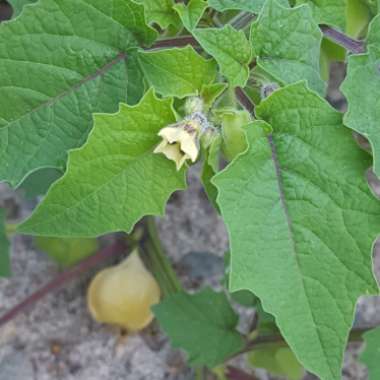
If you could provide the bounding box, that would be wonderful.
[8,0,36,16]
[137,0,180,29]
[0,209,10,277]
[153,288,244,368]
[194,26,252,87]
[251,0,325,95]
[200,83,228,111]
[18,90,186,237]
[0,0,156,187]
[341,14,380,179]
[174,0,207,31]
[35,236,98,267]
[360,327,380,380]
[138,46,217,98]
[208,0,265,13]
[249,344,304,380]
[213,83,380,380]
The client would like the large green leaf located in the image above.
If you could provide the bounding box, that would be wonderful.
[194,26,252,87]
[153,288,244,368]
[138,46,217,98]
[8,0,36,17]
[18,90,186,237]
[0,0,156,187]
[341,14,380,179]
[251,0,325,95]
[0,209,10,277]
[213,83,380,380]
[360,327,380,380]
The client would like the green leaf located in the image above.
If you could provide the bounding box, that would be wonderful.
[296,0,370,34]
[126,50,147,106]
[208,0,265,13]
[8,0,36,17]
[0,209,10,277]
[174,0,207,31]
[153,288,244,368]
[17,89,187,237]
[213,83,380,380]
[35,236,98,267]
[341,14,380,179]
[251,0,325,95]
[138,46,217,98]
[137,0,180,29]
[0,0,156,188]
[200,83,228,111]
[295,0,347,30]
[18,168,62,199]
[346,0,371,38]
[194,26,252,87]
[249,344,304,380]
[360,327,380,380]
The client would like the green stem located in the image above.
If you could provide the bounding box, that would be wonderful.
[142,217,182,297]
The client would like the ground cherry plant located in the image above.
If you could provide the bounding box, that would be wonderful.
[2,0,380,379]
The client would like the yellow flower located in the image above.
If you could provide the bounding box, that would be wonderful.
[154,119,201,170]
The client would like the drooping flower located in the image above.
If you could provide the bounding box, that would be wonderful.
[154,114,207,170]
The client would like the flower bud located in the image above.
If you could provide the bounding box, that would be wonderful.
[87,250,161,332]
[185,96,204,114]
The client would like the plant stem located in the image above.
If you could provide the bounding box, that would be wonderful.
[235,87,255,114]
[229,12,255,30]
[320,25,365,54]
[141,217,182,297]
[0,238,127,327]
[150,35,198,50]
